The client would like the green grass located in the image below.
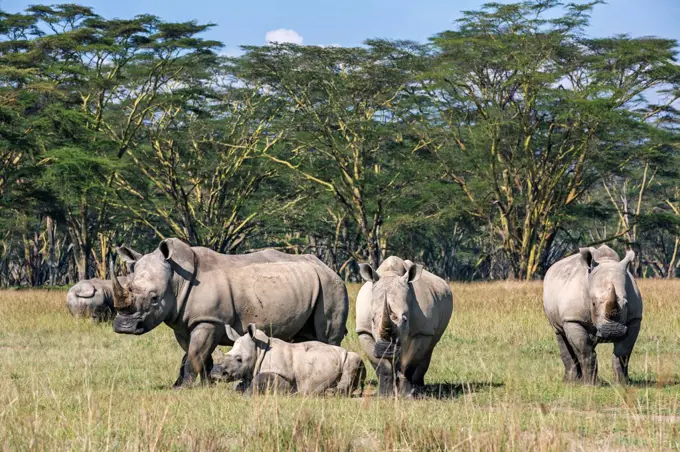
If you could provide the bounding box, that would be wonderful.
[2,280,680,450]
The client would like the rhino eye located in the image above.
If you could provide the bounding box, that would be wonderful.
[236,356,242,363]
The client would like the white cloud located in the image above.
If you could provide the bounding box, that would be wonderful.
[265,28,304,45]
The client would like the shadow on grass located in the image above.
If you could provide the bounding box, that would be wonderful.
[422,381,504,399]
[362,380,503,399]
[625,378,680,388]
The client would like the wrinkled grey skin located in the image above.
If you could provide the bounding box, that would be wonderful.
[356,256,453,397]
[110,238,348,388]
[66,277,127,322]
[211,324,365,396]
[543,245,643,384]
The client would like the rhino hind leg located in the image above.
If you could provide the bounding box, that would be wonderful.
[555,332,582,382]
[564,322,598,385]
[612,318,641,384]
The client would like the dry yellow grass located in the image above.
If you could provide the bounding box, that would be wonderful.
[1,280,680,450]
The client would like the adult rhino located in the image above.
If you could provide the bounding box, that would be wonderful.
[356,256,453,396]
[66,277,127,321]
[110,238,349,388]
[543,245,643,384]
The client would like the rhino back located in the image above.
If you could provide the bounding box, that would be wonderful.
[412,270,453,338]
[261,339,347,393]
[182,249,321,340]
[543,253,590,329]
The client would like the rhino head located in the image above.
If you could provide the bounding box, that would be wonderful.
[211,324,265,382]
[66,278,124,322]
[359,258,423,360]
[580,246,634,342]
[111,239,195,335]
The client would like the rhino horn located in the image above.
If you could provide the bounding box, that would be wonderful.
[380,299,393,341]
[605,283,618,318]
[110,260,131,309]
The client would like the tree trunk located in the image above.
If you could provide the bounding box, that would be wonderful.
[47,216,55,286]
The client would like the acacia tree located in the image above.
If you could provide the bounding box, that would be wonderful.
[402,0,680,279]
[15,5,222,278]
[237,43,417,268]
[114,73,279,253]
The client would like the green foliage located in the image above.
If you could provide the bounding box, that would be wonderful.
[0,1,679,285]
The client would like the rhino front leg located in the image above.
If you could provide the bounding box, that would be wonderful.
[612,318,641,384]
[358,332,396,396]
[177,322,222,388]
[251,373,295,395]
[564,322,598,385]
[336,354,366,396]
[410,350,433,388]
[555,332,582,382]
[173,331,190,388]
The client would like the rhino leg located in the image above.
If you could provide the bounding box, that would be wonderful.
[410,350,433,387]
[555,332,582,382]
[359,332,396,396]
[336,354,366,396]
[173,331,190,388]
[564,322,598,385]
[177,322,222,388]
[612,318,641,384]
[251,372,295,395]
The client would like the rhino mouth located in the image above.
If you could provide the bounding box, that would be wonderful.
[374,337,401,359]
[595,320,628,343]
[210,365,229,381]
[113,313,147,335]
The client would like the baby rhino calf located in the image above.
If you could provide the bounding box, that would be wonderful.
[211,324,365,396]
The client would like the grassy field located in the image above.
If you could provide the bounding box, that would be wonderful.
[1,281,680,450]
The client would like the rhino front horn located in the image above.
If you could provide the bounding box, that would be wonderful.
[110,260,131,309]
[605,283,618,318]
[380,299,393,341]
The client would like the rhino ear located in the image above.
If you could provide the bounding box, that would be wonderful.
[247,323,259,339]
[117,246,141,273]
[117,246,142,264]
[403,262,423,283]
[359,263,379,282]
[620,250,635,270]
[579,248,594,270]
[159,239,174,261]
[224,325,241,343]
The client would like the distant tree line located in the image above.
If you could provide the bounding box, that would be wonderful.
[1,0,678,286]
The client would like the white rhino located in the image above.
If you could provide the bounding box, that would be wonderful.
[356,256,453,396]
[211,323,366,396]
[66,277,127,321]
[543,245,643,384]
[110,238,349,388]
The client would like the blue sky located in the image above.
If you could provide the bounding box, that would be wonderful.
[1,0,679,54]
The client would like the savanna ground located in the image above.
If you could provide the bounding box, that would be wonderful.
[1,281,680,451]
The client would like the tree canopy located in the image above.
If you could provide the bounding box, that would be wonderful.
[1,0,678,285]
